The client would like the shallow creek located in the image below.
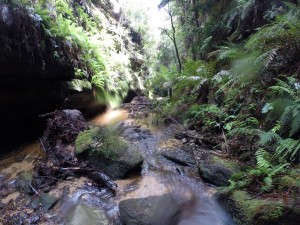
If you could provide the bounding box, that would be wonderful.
[0,108,233,225]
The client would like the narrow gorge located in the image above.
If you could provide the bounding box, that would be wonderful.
[0,0,300,225]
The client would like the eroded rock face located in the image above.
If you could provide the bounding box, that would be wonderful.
[0,3,101,151]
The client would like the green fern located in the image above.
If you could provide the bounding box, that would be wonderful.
[275,138,300,160]
[229,127,262,138]
[259,131,281,146]
[255,148,271,172]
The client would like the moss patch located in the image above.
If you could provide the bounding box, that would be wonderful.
[210,156,241,172]
[75,127,128,159]
[75,127,100,154]
[231,191,284,225]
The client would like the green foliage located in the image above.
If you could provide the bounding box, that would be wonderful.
[275,138,300,160]
[227,148,290,192]
[188,104,228,131]
[16,0,144,106]
[258,131,281,146]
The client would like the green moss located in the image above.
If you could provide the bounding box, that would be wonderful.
[232,191,284,225]
[75,127,100,154]
[274,175,297,191]
[94,129,128,160]
[15,0,144,107]
[210,156,241,172]
[75,127,128,160]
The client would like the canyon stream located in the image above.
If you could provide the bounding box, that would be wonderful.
[0,98,233,225]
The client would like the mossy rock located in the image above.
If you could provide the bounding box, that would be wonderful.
[232,191,284,224]
[75,127,100,154]
[75,127,143,179]
[210,156,241,172]
[198,152,241,186]
[216,190,285,225]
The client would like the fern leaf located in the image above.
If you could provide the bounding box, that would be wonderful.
[275,138,300,159]
[255,148,271,171]
[290,108,300,136]
[259,131,281,146]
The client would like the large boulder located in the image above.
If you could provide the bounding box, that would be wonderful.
[118,195,178,225]
[119,194,231,225]
[75,127,143,179]
[197,151,241,186]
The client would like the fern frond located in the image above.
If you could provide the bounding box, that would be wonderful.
[269,163,289,177]
[269,79,297,99]
[290,107,300,136]
[255,148,271,171]
[229,127,262,137]
[275,138,300,160]
[259,131,281,146]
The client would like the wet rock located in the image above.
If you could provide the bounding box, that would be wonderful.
[76,127,143,179]
[39,193,59,210]
[119,195,179,225]
[0,173,6,181]
[87,172,118,192]
[122,128,143,141]
[181,138,188,144]
[16,172,34,194]
[65,204,110,225]
[174,132,187,140]
[0,202,5,209]
[0,179,17,196]
[197,151,241,186]
[8,214,24,225]
[31,197,40,209]
[25,213,40,224]
[160,148,195,167]
[139,128,152,139]
[122,127,152,141]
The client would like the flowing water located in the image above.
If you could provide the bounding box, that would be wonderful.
[0,108,233,225]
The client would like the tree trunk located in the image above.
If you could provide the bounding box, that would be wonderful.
[168,4,182,73]
[191,0,200,28]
